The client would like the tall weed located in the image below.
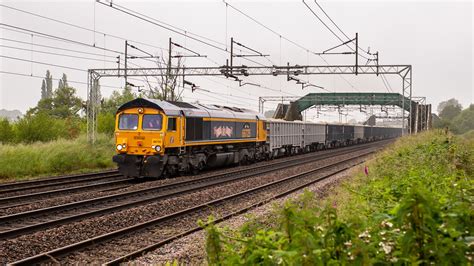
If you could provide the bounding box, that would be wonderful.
[0,134,115,181]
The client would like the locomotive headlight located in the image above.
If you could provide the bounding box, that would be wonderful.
[154,145,161,152]
[116,144,124,151]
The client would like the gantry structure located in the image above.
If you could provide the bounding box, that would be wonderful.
[87,64,414,143]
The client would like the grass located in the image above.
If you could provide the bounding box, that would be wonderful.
[0,134,116,181]
[202,130,474,265]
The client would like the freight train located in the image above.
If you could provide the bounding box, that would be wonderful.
[112,98,403,178]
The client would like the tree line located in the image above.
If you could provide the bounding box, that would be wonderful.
[433,98,474,134]
[0,65,188,144]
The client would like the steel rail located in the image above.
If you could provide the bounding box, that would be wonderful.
[0,176,129,206]
[0,169,118,192]
[9,147,378,265]
[0,141,383,240]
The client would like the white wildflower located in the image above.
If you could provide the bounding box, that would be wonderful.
[381,220,393,228]
[379,242,393,254]
[358,230,371,238]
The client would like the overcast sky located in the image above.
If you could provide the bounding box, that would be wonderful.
[0,0,472,122]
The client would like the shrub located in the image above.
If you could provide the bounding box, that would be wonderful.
[98,113,116,135]
[13,113,66,143]
[0,118,14,143]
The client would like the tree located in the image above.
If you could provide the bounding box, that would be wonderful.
[28,73,82,119]
[58,73,68,90]
[143,51,184,101]
[45,70,53,98]
[100,87,136,114]
[434,98,463,129]
[451,104,474,134]
[0,118,14,143]
[437,98,462,115]
[41,80,47,100]
[440,105,462,121]
[51,85,82,118]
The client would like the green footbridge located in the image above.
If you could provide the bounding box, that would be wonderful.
[273,92,431,133]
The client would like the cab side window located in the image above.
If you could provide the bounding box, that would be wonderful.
[168,117,177,131]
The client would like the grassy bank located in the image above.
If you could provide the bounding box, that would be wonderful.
[0,134,115,181]
[203,130,474,265]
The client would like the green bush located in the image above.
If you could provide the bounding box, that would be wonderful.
[0,118,14,143]
[13,113,65,143]
[97,113,116,135]
[11,113,85,143]
[203,131,474,265]
[0,134,115,180]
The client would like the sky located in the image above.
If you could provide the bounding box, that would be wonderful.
[0,0,472,122]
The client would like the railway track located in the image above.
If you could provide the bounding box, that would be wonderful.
[0,169,119,193]
[0,140,387,240]
[7,141,385,265]
[0,176,132,209]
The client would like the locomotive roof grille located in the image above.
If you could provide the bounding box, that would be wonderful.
[167,101,198,109]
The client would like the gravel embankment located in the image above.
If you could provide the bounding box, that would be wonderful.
[0,146,379,264]
[133,163,366,264]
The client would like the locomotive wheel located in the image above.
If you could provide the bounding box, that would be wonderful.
[162,168,171,179]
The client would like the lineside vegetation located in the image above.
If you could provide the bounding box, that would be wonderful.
[202,130,474,265]
[0,135,115,181]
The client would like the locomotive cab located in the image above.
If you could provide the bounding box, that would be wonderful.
[115,109,165,156]
[113,101,180,178]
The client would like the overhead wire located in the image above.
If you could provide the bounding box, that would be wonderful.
[0,5,260,106]
[313,0,372,55]
[0,44,117,63]
[96,1,270,67]
[0,37,118,59]
[0,24,156,63]
[0,70,119,89]
[223,1,358,92]
[0,4,167,51]
[1,55,87,72]
[310,0,393,93]
[302,0,372,61]
[310,0,393,92]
